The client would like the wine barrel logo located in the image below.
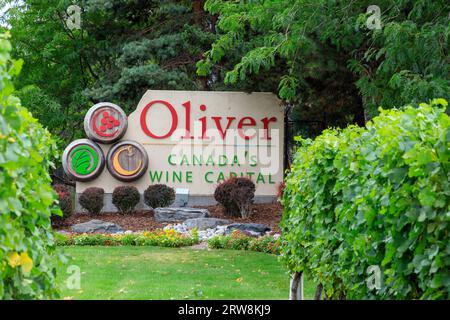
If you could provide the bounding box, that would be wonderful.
[107,141,148,182]
[62,139,105,181]
[84,102,127,144]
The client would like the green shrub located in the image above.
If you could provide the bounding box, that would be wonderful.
[112,186,140,214]
[51,184,73,226]
[214,177,255,217]
[56,229,198,248]
[143,184,175,208]
[208,231,280,254]
[281,100,450,299]
[0,34,62,299]
[79,187,104,214]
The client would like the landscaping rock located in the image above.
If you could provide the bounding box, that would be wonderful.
[225,223,271,236]
[56,230,72,236]
[154,207,210,222]
[184,218,229,230]
[70,219,124,234]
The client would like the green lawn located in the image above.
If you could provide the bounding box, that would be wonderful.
[57,246,315,300]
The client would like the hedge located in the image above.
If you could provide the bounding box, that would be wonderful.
[56,229,199,248]
[208,231,280,255]
[0,34,62,299]
[281,100,449,299]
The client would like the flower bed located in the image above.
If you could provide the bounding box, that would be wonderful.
[207,231,281,255]
[56,229,199,247]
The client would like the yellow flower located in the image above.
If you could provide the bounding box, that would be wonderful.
[7,252,21,268]
[20,252,33,273]
[6,251,33,273]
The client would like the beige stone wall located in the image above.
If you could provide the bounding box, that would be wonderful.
[77,90,284,196]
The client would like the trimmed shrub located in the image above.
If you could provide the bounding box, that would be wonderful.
[79,187,104,214]
[143,184,175,208]
[281,100,450,300]
[52,184,73,225]
[0,35,61,299]
[112,186,140,214]
[214,177,255,217]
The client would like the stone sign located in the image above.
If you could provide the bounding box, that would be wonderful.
[64,90,284,207]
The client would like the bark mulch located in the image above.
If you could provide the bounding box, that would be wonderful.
[55,203,283,233]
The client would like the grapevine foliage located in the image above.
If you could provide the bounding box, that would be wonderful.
[0,34,62,299]
[281,100,450,299]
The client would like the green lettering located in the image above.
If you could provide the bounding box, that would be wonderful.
[192,155,203,166]
[173,171,182,183]
[186,171,193,183]
[218,155,228,166]
[206,155,215,166]
[217,172,225,182]
[149,171,163,183]
[168,154,176,165]
[180,155,189,166]
[205,171,213,183]
[256,173,265,184]
[250,155,258,167]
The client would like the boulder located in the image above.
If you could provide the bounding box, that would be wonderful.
[154,207,210,222]
[225,223,271,237]
[184,218,230,230]
[70,219,124,234]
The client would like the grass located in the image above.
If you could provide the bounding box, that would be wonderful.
[56,246,315,300]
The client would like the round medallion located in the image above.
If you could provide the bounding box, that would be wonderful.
[106,141,148,182]
[62,139,105,181]
[84,102,128,144]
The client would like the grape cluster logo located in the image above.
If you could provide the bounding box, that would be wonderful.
[84,102,128,144]
[63,103,148,182]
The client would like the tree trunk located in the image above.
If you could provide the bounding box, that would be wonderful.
[289,272,303,300]
[314,283,323,300]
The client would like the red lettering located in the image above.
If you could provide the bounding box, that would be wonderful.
[261,117,277,140]
[212,116,236,139]
[181,101,192,139]
[198,116,209,139]
[238,117,256,140]
[140,100,178,139]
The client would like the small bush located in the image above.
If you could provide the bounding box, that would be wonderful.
[79,187,104,214]
[112,186,140,214]
[143,184,175,208]
[208,231,280,254]
[214,177,255,217]
[52,184,73,225]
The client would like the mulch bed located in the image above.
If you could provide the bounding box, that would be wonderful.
[55,203,283,233]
